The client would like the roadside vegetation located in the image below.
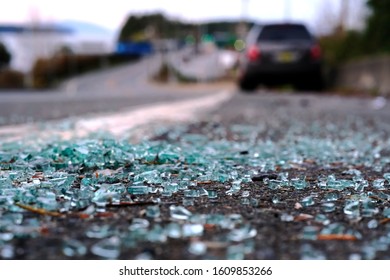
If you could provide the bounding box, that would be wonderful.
[319,0,390,67]
[30,54,139,89]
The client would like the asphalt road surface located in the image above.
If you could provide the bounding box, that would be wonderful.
[0,55,220,126]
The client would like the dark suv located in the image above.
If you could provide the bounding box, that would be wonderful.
[237,22,324,92]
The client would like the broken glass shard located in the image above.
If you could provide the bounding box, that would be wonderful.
[225,188,239,196]
[384,173,390,184]
[362,198,379,217]
[242,190,250,197]
[165,223,182,239]
[146,205,160,218]
[188,241,207,255]
[129,219,150,231]
[354,180,368,192]
[280,213,294,222]
[169,205,192,220]
[301,196,315,207]
[182,224,204,237]
[321,223,345,235]
[268,179,281,190]
[164,183,179,193]
[90,236,121,259]
[228,224,257,242]
[314,214,330,225]
[184,190,200,198]
[207,190,218,199]
[183,197,194,206]
[86,225,111,239]
[241,198,250,205]
[135,252,153,260]
[127,185,149,195]
[301,226,319,240]
[349,253,362,260]
[250,198,259,207]
[161,190,173,197]
[231,180,241,189]
[343,200,360,218]
[323,192,339,202]
[272,195,281,204]
[0,233,13,241]
[226,244,245,260]
[300,244,326,260]
[327,180,343,190]
[383,207,390,218]
[367,219,379,229]
[290,177,306,190]
[373,179,385,190]
[62,239,87,257]
[199,188,208,196]
[147,225,167,243]
[361,245,376,260]
[322,202,336,213]
[0,244,14,259]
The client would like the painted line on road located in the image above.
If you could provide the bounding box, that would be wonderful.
[0,90,234,143]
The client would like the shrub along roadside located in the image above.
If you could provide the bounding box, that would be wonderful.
[0,53,140,90]
[0,69,25,89]
[30,53,140,89]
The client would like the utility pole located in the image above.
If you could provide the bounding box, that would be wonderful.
[238,0,249,39]
[339,0,349,33]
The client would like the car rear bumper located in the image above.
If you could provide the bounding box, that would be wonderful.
[245,61,321,76]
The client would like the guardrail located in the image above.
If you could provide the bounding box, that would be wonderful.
[336,55,390,96]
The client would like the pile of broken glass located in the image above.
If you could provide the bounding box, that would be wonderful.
[1,115,390,260]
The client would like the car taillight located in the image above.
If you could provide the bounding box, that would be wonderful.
[310,44,322,60]
[247,45,261,61]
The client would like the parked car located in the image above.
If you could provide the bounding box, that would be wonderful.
[237,22,324,92]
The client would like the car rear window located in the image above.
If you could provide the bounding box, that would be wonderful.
[258,25,312,41]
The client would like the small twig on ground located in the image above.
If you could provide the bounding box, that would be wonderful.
[317,234,358,241]
[380,218,390,225]
[15,202,63,217]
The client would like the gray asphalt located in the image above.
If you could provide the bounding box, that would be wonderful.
[0,54,219,126]
[1,49,388,135]
[212,90,390,123]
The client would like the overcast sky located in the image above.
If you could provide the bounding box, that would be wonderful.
[0,0,367,33]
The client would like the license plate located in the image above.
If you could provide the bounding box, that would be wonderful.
[276,51,296,63]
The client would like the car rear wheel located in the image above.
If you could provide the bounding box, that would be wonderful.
[238,77,257,92]
[294,73,324,92]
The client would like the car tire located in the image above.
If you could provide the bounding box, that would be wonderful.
[238,77,257,92]
[295,73,324,92]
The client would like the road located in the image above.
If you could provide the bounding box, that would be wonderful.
[0,54,226,127]
[2,49,387,131]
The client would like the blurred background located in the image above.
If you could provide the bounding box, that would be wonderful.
[0,0,388,94]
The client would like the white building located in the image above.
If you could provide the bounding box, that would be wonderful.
[0,21,117,73]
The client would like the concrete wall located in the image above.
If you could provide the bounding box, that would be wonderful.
[336,55,390,96]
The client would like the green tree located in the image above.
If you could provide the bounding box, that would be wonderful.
[118,13,195,42]
[364,0,390,53]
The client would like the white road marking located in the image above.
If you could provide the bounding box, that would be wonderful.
[0,90,234,143]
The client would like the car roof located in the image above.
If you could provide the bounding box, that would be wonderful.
[246,22,314,44]
[253,21,308,28]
